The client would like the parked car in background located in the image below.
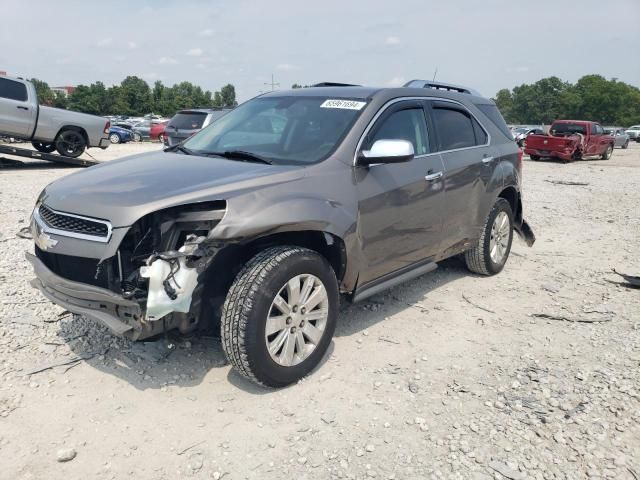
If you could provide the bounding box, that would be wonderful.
[162,108,231,146]
[150,120,168,141]
[524,120,615,162]
[0,75,110,157]
[26,80,535,387]
[108,125,134,144]
[131,120,154,141]
[112,121,134,130]
[603,127,630,149]
[625,125,640,142]
[512,127,544,147]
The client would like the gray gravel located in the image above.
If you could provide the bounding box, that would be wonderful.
[0,142,639,479]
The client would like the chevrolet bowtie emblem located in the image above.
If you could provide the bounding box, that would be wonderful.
[36,230,58,251]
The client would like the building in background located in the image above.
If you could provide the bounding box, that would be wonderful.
[51,86,76,97]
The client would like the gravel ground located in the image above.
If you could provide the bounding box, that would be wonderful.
[1,142,639,480]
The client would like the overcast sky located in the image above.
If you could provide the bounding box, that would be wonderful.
[2,0,638,102]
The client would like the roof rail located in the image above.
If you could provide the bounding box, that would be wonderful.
[403,80,481,96]
[311,82,361,87]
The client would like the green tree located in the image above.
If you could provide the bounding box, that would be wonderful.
[119,76,152,116]
[219,84,237,108]
[493,89,514,123]
[52,91,68,109]
[30,78,55,106]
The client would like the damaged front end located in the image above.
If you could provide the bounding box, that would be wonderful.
[28,201,226,340]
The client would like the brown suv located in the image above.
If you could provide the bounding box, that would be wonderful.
[27,80,535,387]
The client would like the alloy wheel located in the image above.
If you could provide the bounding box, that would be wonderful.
[489,211,510,263]
[265,274,329,367]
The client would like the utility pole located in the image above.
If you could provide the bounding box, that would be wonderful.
[264,73,280,91]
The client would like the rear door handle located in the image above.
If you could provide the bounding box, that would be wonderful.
[424,171,443,181]
[17,106,29,111]
[481,156,494,164]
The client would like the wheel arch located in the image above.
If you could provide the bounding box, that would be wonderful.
[55,125,89,144]
[497,185,521,224]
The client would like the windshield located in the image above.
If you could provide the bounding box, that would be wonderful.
[183,96,367,165]
[550,123,586,135]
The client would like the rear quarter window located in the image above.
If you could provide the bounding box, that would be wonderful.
[0,78,28,101]
[475,103,512,139]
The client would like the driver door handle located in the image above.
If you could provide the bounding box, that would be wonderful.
[481,156,494,164]
[17,106,29,110]
[424,171,443,181]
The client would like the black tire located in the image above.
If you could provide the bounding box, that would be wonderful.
[529,154,540,161]
[109,133,121,144]
[133,132,142,142]
[601,144,613,160]
[31,141,56,153]
[622,141,629,149]
[221,246,339,388]
[55,130,86,158]
[464,198,514,276]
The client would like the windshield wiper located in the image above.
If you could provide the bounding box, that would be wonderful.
[166,145,193,155]
[199,150,273,165]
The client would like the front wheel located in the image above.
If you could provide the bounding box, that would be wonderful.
[221,246,338,388]
[133,132,142,142]
[529,154,540,161]
[464,198,514,276]
[109,133,121,144]
[601,144,613,160]
[55,130,86,158]
[622,141,629,149]
[32,141,56,153]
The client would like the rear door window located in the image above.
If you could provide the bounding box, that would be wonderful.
[0,78,28,101]
[432,104,485,151]
[169,112,208,130]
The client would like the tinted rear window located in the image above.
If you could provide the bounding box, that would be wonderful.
[169,112,208,130]
[0,78,28,101]
[432,107,477,151]
[475,103,511,139]
[551,123,586,135]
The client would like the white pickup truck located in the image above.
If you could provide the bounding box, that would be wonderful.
[0,76,110,158]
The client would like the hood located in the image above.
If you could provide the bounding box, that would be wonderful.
[41,151,301,227]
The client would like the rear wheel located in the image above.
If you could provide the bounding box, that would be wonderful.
[465,198,514,276]
[529,154,540,161]
[31,141,56,153]
[109,133,121,144]
[221,246,339,387]
[622,140,629,149]
[55,130,86,158]
[133,132,142,142]
[601,144,613,160]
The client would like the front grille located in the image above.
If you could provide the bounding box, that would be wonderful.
[39,204,109,238]
[36,246,112,289]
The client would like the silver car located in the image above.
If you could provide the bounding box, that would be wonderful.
[604,127,630,149]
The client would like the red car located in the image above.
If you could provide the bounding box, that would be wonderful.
[524,120,615,162]
[149,121,168,141]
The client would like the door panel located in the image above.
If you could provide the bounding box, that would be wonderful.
[355,102,445,285]
[0,78,33,137]
[428,101,497,255]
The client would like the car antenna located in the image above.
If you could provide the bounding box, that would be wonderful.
[432,67,438,81]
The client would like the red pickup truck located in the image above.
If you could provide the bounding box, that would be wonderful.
[524,120,615,162]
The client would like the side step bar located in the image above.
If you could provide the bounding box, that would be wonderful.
[352,260,438,303]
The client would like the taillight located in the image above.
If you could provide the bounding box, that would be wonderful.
[104,121,111,134]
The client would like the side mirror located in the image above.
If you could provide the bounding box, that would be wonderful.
[358,139,415,165]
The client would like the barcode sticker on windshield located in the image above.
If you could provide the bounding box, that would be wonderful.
[320,99,366,110]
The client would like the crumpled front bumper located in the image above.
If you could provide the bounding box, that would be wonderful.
[25,252,143,339]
